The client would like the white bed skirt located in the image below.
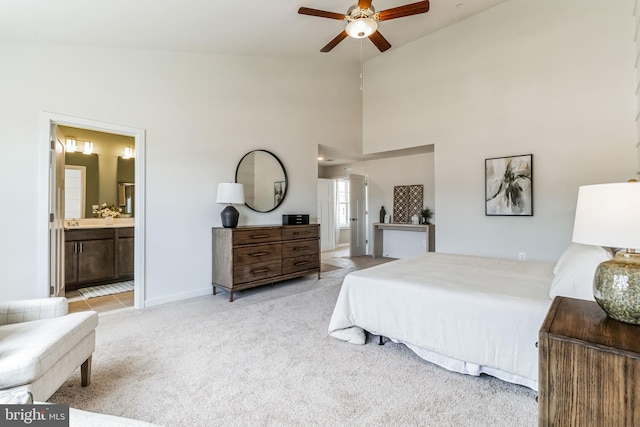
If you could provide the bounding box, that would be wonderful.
[404,341,538,390]
[329,252,554,391]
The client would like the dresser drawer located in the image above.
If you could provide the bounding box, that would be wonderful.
[234,260,281,284]
[233,228,282,246]
[234,243,281,265]
[282,255,319,275]
[282,240,318,259]
[281,225,318,241]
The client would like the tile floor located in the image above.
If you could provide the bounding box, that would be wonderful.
[67,244,354,314]
[66,289,134,313]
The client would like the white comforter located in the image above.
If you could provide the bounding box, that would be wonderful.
[328,253,554,390]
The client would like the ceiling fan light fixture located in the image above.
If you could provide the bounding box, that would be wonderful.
[346,18,378,39]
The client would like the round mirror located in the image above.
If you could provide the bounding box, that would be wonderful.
[235,149,288,213]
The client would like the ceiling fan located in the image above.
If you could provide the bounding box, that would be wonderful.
[298,0,430,53]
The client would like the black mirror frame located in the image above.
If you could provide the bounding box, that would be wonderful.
[235,149,288,213]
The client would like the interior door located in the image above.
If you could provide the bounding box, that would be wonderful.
[349,174,367,257]
[49,125,66,296]
[317,178,336,252]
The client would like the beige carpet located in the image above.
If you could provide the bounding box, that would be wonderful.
[50,257,537,426]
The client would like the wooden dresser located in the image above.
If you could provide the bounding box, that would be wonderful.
[211,224,320,301]
[538,296,640,426]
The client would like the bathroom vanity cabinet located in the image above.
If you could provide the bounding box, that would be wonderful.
[65,227,134,290]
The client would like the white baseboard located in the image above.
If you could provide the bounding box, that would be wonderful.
[144,286,212,308]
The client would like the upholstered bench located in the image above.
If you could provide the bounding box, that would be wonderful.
[0,298,98,401]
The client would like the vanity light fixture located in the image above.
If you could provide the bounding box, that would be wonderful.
[65,137,77,153]
[82,141,94,155]
[123,146,135,159]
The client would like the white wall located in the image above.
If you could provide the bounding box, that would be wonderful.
[0,42,361,303]
[322,152,435,254]
[363,0,636,262]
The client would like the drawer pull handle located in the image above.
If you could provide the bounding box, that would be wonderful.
[294,261,311,266]
[249,252,270,257]
[251,268,270,274]
[250,234,270,239]
[293,246,310,251]
[293,231,310,235]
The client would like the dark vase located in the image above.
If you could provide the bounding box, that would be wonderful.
[380,206,386,223]
[220,205,239,228]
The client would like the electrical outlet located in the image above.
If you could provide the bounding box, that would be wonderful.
[518,252,526,261]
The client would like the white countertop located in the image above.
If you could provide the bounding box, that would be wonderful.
[65,218,135,229]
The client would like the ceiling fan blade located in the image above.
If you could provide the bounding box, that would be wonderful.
[358,0,373,10]
[369,31,392,52]
[377,1,430,21]
[321,31,348,53]
[298,7,346,20]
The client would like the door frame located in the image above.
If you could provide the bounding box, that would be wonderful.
[38,112,147,308]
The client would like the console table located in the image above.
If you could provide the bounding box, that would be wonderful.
[538,296,640,426]
[372,223,435,258]
[211,224,320,301]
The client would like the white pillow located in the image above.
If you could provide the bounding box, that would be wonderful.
[549,243,612,301]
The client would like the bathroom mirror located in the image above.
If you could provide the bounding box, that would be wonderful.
[235,149,287,212]
[65,152,99,219]
[61,125,136,219]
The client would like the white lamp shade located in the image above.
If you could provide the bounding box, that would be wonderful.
[572,182,640,249]
[216,183,245,204]
[346,18,378,39]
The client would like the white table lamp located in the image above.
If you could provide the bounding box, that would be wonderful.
[217,183,245,228]
[572,182,640,324]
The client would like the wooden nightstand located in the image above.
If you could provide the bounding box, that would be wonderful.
[538,296,640,426]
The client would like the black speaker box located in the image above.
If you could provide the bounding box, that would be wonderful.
[282,214,310,225]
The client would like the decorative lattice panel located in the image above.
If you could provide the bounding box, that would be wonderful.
[393,185,423,223]
[408,185,424,220]
[393,186,408,223]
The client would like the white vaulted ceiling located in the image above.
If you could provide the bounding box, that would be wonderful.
[0,0,511,62]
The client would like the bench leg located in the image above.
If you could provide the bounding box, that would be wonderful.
[213,286,217,296]
[229,291,234,302]
[81,356,92,387]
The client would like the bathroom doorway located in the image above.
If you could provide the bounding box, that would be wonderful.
[40,113,146,309]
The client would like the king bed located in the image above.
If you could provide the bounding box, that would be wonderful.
[328,244,612,391]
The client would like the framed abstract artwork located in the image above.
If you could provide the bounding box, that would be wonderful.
[485,154,533,216]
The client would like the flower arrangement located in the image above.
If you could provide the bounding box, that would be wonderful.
[420,207,433,225]
[93,203,122,218]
